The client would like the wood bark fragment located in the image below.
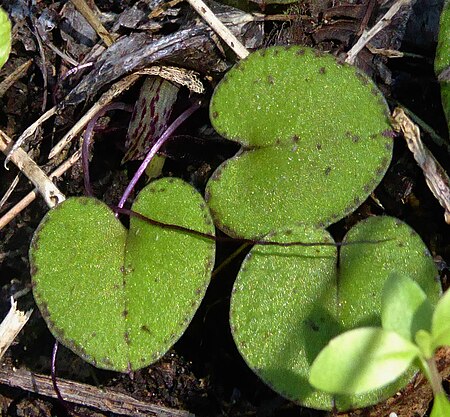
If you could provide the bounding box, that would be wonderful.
[0,298,32,361]
[0,365,195,417]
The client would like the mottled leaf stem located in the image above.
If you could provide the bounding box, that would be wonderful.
[117,100,201,209]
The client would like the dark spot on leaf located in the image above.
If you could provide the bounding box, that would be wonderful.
[319,67,326,74]
[240,341,247,348]
[141,325,151,333]
[324,167,331,176]
[316,143,322,150]
[296,49,305,55]
[91,332,96,337]
[292,135,300,143]
[259,49,266,57]
[141,357,146,363]
[195,287,203,295]
[212,111,218,119]
[267,75,274,84]
[398,242,405,247]
[385,142,392,151]
[191,301,197,308]
[122,310,128,318]
[273,49,280,56]
[124,331,130,345]
[285,229,293,235]
[353,197,361,206]
[275,138,281,145]
[363,184,371,193]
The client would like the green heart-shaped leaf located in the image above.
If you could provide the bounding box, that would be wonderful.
[207,46,393,238]
[30,178,215,371]
[230,216,441,410]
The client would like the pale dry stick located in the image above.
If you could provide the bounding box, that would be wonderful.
[391,107,450,224]
[0,173,20,210]
[0,131,65,208]
[4,105,57,168]
[0,298,32,361]
[0,59,33,98]
[0,150,81,230]
[345,0,412,65]
[185,0,249,59]
[71,0,117,47]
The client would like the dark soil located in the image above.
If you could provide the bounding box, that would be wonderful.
[0,0,449,416]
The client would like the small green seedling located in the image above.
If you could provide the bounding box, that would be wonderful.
[309,273,450,417]
[30,178,215,371]
[0,7,11,69]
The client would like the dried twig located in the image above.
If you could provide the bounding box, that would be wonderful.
[345,0,412,65]
[0,298,32,361]
[0,130,65,208]
[71,0,117,47]
[0,365,195,417]
[185,0,249,59]
[391,107,450,224]
[0,150,81,230]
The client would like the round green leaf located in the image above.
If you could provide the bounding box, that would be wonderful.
[30,178,215,371]
[382,272,434,342]
[0,8,11,69]
[230,216,441,410]
[207,46,393,238]
[309,328,420,395]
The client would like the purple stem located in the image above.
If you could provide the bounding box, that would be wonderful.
[82,102,133,197]
[117,100,201,209]
[51,340,71,412]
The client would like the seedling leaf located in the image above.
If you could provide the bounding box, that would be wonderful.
[382,272,433,342]
[30,178,215,371]
[207,46,393,238]
[309,327,420,395]
[230,216,441,410]
[431,289,450,349]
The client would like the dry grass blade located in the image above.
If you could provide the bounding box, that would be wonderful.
[185,0,249,59]
[0,298,32,361]
[391,107,450,224]
[345,0,412,65]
